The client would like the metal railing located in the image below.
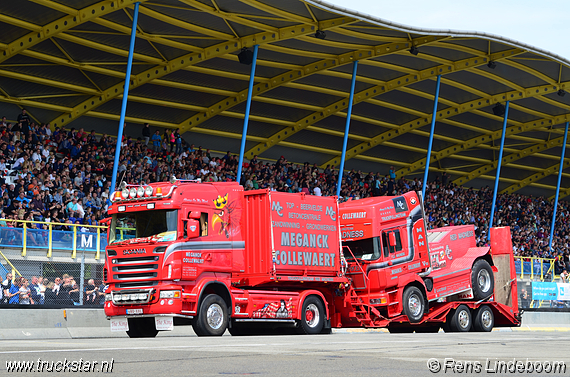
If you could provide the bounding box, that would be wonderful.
[0,219,108,259]
[514,256,557,281]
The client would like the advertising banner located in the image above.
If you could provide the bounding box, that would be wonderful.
[531,282,570,301]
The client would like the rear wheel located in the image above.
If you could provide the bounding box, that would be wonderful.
[193,294,228,337]
[473,305,494,332]
[448,305,472,332]
[402,286,425,323]
[126,317,159,338]
[472,260,494,300]
[299,296,325,334]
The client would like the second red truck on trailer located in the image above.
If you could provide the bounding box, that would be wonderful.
[103,180,520,337]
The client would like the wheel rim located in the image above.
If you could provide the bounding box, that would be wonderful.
[458,309,470,329]
[207,303,224,329]
[408,293,422,317]
[481,309,492,328]
[305,303,320,328]
[478,269,491,293]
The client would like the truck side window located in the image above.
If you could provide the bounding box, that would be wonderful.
[200,213,208,237]
[382,230,402,255]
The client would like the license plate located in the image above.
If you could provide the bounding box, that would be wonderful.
[110,318,129,332]
[155,316,174,331]
[127,308,143,314]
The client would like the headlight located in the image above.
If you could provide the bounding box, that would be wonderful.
[121,189,129,199]
[138,293,148,300]
[159,290,180,299]
[129,188,136,198]
[136,187,144,197]
[144,186,153,197]
[105,294,112,301]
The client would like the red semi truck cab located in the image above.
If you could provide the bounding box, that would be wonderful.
[103,180,347,337]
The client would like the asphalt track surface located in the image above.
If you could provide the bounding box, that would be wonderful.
[1,331,568,376]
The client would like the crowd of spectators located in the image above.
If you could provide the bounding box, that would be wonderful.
[0,272,104,306]
[1,108,570,306]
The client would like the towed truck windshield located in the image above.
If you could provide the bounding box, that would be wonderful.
[343,237,382,261]
[110,210,178,244]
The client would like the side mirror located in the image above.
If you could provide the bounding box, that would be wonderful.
[188,211,201,220]
[185,219,200,239]
[389,232,397,247]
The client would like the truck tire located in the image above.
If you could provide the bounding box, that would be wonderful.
[471,259,494,300]
[448,305,472,332]
[473,305,494,332]
[126,317,159,338]
[193,294,228,336]
[402,286,425,323]
[299,296,325,334]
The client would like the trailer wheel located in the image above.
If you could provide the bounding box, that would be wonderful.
[402,286,425,323]
[299,296,325,334]
[126,317,159,338]
[471,259,494,300]
[193,294,228,337]
[448,305,472,332]
[473,305,494,332]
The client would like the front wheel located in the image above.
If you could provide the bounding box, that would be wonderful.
[471,260,494,300]
[299,296,325,334]
[473,305,494,332]
[193,294,228,336]
[402,286,425,323]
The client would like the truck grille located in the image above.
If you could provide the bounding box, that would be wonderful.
[111,255,160,287]
[113,272,157,280]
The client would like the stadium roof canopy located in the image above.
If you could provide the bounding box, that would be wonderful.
[1,0,570,198]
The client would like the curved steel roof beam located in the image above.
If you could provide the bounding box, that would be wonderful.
[239,0,315,24]
[178,0,288,32]
[451,127,570,187]
[0,0,148,64]
[313,49,523,168]
[394,91,569,179]
[49,16,355,129]
[32,0,203,52]
[177,36,436,133]
[502,159,570,196]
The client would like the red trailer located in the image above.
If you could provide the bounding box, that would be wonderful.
[102,180,519,337]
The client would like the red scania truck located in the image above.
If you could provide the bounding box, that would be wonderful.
[103,180,520,337]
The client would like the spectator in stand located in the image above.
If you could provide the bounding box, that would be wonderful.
[142,123,151,146]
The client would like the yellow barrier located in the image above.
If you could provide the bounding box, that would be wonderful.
[514,256,557,281]
[0,219,107,259]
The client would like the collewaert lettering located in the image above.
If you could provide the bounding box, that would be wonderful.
[342,212,366,219]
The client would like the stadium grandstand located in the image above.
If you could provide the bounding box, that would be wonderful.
[0,0,569,308]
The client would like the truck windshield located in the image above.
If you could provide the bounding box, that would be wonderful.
[343,237,381,261]
[110,210,178,244]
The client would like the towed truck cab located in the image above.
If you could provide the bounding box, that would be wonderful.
[339,191,431,320]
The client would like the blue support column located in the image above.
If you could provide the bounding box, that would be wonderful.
[110,2,140,196]
[549,121,569,251]
[336,60,359,198]
[488,101,510,241]
[236,45,259,183]
[421,75,441,201]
